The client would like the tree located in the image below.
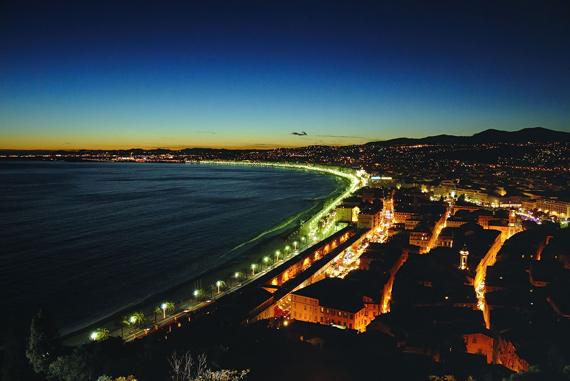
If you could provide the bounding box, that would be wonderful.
[26,308,60,376]
[97,375,137,381]
[156,302,175,319]
[208,284,217,298]
[120,316,131,338]
[92,327,109,341]
[216,281,226,294]
[194,289,205,302]
[49,350,95,381]
[169,352,249,381]
[130,312,145,328]
[164,301,175,315]
[2,316,36,381]
[509,365,545,381]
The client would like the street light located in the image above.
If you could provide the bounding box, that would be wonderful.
[263,256,270,269]
[251,263,257,275]
[161,303,167,319]
[216,280,224,294]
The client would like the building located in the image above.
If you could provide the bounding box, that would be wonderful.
[436,227,454,248]
[487,210,521,241]
[357,203,383,229]
[337,204,359,223]
[535,198,570,217]
[446,216,469,228]
[475,210,495,229]
[393,208,419,224]
[409,222,433,253]
[290,277,381,332]
[464,332,529,373]
[405,217,422,230]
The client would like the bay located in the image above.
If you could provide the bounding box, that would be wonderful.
[0,161,342,344]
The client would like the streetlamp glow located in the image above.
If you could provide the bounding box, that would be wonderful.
[275,250,281,261]
[91,331,98,340]
[161,303,167,319]
[251,263,257,275]
[216,280,224,294]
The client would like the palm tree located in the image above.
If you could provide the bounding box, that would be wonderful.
[156,302,175,320]
[92,327,109,341]
[216,280,226,294]
[234,271,242,286]
[208,284,216,298]
[163,301,175,317]
[120,316,131,337]
[193,289,205,302]
[130,311,145,328]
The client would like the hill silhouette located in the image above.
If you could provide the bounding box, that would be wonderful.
[367,127,570,146]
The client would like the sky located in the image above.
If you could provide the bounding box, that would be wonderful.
[1,0,569,150]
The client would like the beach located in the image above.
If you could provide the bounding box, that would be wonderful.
[61,163,356,346]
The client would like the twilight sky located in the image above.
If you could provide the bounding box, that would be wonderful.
[1,1,569,150]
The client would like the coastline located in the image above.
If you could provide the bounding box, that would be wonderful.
[62,162,356,346]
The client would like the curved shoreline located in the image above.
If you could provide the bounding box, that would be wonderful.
[62,162,361,346]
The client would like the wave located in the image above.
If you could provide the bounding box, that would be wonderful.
[218,204,317,259]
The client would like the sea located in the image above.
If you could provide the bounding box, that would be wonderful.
[0,161,342,345]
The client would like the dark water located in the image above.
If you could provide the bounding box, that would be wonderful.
[0,161,340,343]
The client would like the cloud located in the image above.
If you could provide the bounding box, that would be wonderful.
[196,130,216,134]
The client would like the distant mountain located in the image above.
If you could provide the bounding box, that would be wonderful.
[366,127,570,146]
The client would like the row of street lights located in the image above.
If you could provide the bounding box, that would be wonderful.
[192,240,305,302]
[184,167,362,326]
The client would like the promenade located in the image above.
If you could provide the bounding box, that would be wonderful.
[64,163,365,346]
